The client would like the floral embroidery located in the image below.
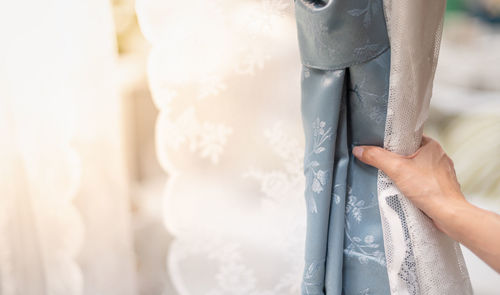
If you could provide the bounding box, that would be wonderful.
[345,187,377,223]
[311,169,327,193]
[344,187,387,266]
[234,0,290,75]
[198,74,227,100]
[304,116,333,213]
[344,230,387,266]
[199,122,233,163]
[239,120,308,294]
[161,107,233,164]
[311,117,331,150]
[242,121,304,206]
[235,46,270,75]
[303,260,323,281]
[302,259,326,294]
[347,0,379,28]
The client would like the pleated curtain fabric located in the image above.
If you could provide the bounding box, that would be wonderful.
[294,0,474,294]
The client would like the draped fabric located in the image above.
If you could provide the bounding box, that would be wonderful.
[136,1,308,293]
[136,0,473,294]
[295,1,393,293]
[378,0,473,293]
[0,1,137,294]
[0,1,482,294]
[299,48,392,294]
[296,0,473,294]
[294,0,389,70]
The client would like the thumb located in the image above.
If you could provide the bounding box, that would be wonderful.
[352,145,407,178]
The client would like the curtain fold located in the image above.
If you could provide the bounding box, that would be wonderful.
[299,47,392,294]
[295,0,473,294]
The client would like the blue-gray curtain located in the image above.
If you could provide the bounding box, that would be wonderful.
[295,0,393,294]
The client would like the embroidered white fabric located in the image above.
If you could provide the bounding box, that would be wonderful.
[378,0,473,293]
[136,1,309,294]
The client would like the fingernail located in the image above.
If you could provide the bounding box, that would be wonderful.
[353,146,363,158]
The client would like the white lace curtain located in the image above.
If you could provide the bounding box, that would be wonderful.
[136,0,308,293]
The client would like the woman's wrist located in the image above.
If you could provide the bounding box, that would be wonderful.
[430,194,471,240]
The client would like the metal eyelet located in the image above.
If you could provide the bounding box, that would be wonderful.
[300,0,330,9]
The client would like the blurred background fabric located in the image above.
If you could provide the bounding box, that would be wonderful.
[0,1,137,295]
[0,0,499,294]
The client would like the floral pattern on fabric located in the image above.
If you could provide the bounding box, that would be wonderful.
[347,0,381,28]
[345,187,387,267]
[300,49,392,294]
[304,116,333,213]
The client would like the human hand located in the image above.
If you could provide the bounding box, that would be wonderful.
[352,135,468,232]
[353,135,500,273]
